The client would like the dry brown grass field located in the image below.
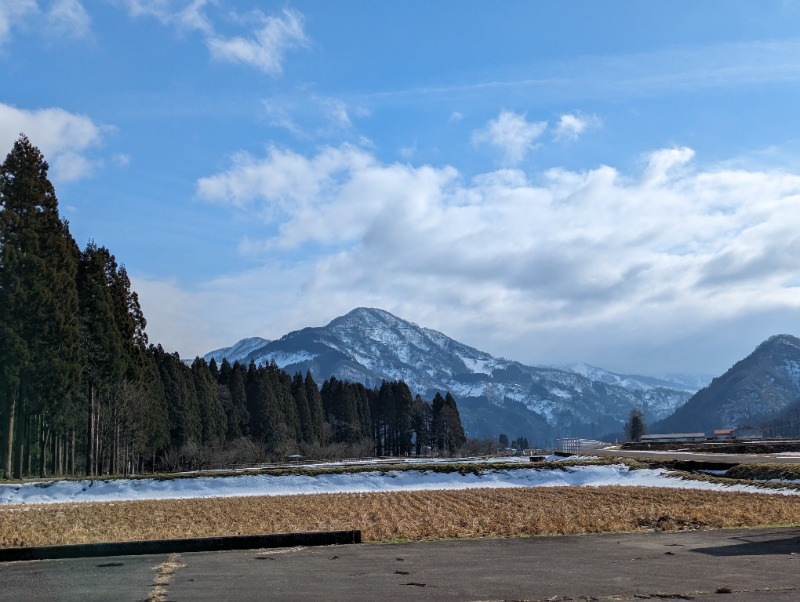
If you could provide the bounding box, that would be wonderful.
[2,486,800,548]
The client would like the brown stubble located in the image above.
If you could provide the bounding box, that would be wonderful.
[1,486,799,548]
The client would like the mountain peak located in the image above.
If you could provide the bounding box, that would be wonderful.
[759,334,800,353]
[202,307,695,442]
[655,333,800,433]
[331,307,414,328]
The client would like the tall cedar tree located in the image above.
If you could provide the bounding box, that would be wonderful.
[624,409,647,442]
[77,243,127,475]
[412,395,432,455]
[304,371,324,446]
[0,136,471,475]
[0,135,83,479]
[431,391,466,455]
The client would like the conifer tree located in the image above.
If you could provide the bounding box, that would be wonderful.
[78,243,126,475]
[624,409,647,442]
[191,358,226,446]
[226,361,249,438]
[304,372,324,445]
[430,391,465,455]
[412,395,432,456]
[0,135,83,478]
[291,372,313,444]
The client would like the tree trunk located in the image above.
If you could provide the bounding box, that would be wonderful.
[25,413,33,476]
[86,382,95,477]
[111,412,119,475]
[55,433,61,476]
[13,389,26,479]
[4,390,15,479]
[38,415,45,478]
[70,429,76,476]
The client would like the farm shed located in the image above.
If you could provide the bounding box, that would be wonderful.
[639,433,706,443]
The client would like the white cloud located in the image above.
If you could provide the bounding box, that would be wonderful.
[112,152,130,167]
[0,0,39,45]
[119,0,212,33]
[178,143,800,373]
[262,95,358,139]
[0,103,105,181]
[472,110,547,165]
[448,111,464,124]
[0,0,90,45]
[46,0,90,39]
[119,2,306,74]
[320,97,352,129]
[554,112,601,141]
[207,8,307,75]
[642,146,695,186]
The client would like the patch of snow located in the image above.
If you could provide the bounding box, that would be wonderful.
[1,464,795,506]
[255,350,318,367]
[784,360,800,387]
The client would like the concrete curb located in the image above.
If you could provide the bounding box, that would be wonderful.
[0,530,361,562]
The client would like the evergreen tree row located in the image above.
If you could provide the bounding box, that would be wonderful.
[0,135,466,478]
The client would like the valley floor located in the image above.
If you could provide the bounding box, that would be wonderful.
[1,461,798,505]
[1,460,800,548]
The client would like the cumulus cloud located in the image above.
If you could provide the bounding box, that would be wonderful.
[207,8,307,75]
[0,103,105,181]
[554,112,601,141]
[472,110,547,165]
[181,142,800,372]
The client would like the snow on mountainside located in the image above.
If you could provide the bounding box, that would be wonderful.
[204,308,695,443]
[204,337,271,364]
[558,364,711,394]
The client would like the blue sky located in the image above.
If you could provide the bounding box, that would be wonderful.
[3,1,800,377]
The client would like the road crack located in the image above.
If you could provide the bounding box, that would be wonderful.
[146,553,187,602]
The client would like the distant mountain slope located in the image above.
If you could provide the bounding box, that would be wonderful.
[653,334,800,434]
[205,337,271,364]
[558,363,710,394]
[205,308,694,443]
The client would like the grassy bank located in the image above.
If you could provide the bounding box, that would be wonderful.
[2,486,799,548]
[724,463,800,482]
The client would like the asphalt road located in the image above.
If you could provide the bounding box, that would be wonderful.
[3,527,800,601]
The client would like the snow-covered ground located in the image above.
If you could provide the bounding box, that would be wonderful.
[0,464,795,505]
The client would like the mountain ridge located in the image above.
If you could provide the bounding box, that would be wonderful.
[653,333,800,434]
[204,307,698,443]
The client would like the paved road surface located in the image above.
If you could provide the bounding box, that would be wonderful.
[2,527,800,601]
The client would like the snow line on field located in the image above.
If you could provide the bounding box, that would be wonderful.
[0,465,794,505]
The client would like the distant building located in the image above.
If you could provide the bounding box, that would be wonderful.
[639,433,706,443]
[713,429,735,439]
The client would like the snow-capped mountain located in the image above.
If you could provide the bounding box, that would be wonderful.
[204,308,695,443]
[205,337,271,364]
[557,364,711,394]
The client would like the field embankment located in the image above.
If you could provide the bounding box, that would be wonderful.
[2,486,800,548]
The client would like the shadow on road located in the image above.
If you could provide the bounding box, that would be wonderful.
[692,529,800,556]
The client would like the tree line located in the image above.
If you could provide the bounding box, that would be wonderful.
[0,134,465,479]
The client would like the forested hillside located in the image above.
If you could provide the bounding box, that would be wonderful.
[653,334,800,434]
[0,135,464,479]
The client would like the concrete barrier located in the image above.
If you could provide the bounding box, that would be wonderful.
[0,530,361,562]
